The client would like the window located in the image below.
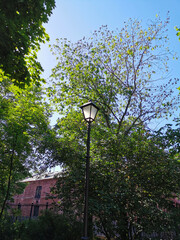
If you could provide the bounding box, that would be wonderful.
[35,186,42,198]
[18,203,21,210]
[33,205,39,217]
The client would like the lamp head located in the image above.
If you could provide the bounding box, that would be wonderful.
[80,100,99,122]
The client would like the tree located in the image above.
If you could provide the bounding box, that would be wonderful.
[48,16,180,239]
[50,15,179,135]
[0,0,56,87]
[0,70,54,218]
[50,122,180,239]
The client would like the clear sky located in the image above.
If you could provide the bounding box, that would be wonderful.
[38,0,180,127]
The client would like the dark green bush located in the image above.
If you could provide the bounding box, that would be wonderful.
[0,215,25,240]
[0,211,83,240]
[21,211,83,240]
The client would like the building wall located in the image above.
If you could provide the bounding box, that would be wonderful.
[12,177,58,217]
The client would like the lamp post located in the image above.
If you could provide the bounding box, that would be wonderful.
[80,100,99,240]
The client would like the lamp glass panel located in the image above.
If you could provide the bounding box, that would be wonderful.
[83,105,91,121]
[90,105,98,121]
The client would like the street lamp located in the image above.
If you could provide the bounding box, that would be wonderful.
[80,100,99,240]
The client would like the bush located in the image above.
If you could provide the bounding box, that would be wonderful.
[0,215,24,240]
[20,211,83,240]
[0,211,83,240]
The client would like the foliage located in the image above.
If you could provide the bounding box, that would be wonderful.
[50,15,179,135]
[0,215,24,240]
[0,71,54,218]
[0,0,56,87]
[23,211,82,240]
[175,26,180,41]
[49,15,180,239]
[156,120,180,157]
[0,211,83,240]
[51,125,180,239]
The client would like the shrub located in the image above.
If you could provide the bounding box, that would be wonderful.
[20,211,83,240]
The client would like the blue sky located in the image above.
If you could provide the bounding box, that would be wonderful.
[38,0,180,128]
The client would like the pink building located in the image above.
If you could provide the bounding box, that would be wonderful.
[10,171,60,218]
